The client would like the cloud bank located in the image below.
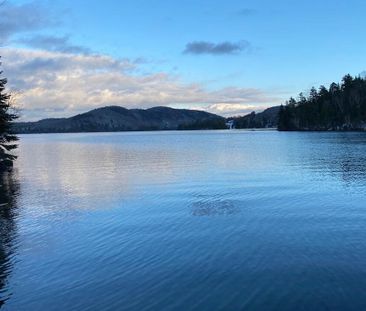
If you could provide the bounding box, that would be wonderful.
[2,48,280,121]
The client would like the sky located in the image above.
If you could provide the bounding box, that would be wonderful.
[1,0,366,121]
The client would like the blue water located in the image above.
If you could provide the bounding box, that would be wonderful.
[1,130,366,310]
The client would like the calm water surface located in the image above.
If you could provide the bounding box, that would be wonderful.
[1,130,366,310]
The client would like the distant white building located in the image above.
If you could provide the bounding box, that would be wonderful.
[226,120,234,129]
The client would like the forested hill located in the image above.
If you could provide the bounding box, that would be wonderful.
[231,106,280,129]
[278,74,366,131]
[13,106,226,133]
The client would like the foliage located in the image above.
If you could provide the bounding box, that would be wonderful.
[0,63,18,169]
[178,117,227,130]
[233,106,280,129]
[278,74,366,131]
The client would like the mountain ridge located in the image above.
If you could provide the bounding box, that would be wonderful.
[13,106,227,133]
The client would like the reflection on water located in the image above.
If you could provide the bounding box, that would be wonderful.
[3,131,366,310]
[0,171,19,308]
[16,132,277,206]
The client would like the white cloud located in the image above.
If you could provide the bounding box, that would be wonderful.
[203,103,269,116]
[2,48,281,120]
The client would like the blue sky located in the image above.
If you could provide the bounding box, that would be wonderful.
[2,0,366,120]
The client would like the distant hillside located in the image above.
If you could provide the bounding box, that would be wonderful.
[279,75,366,131]
[231,106,280,129]
[13,106,227,134]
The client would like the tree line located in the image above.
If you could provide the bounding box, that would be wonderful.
[278,74,366,131]
[0,59,18,170]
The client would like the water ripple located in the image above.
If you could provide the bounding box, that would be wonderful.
[2,131,366,310]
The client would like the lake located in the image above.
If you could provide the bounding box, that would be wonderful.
[1,130,366,310]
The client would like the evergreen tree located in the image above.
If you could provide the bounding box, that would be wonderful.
[0,61,18,169]
[278,74,366,131]
[278,104,294,130]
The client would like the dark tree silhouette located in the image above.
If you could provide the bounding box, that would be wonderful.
[0,60,18,169]
[278,74,366,131]
[232,106,281,129]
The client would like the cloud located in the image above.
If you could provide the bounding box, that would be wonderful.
[183,40,251,55]
[17,35,91,54]
[237,9,256,16]
[1,48,281,121]
[0,1,56,44]
[0,2,89,54]
[203,103,268,117]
